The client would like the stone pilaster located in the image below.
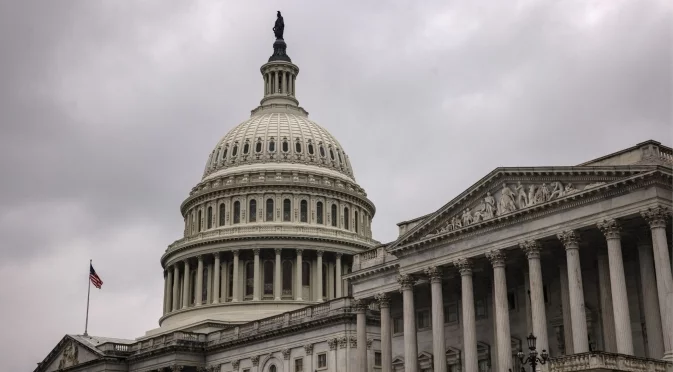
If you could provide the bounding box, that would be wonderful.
[520,240,549,355]
[398,274,418,372]
[232,250,240,302]
[296,249,303,301]
[486,250,512,372]
[597,250,617,353]
[426,266,447,372]
[274,248,282,300]
[455,258,478,372]
[557,230,589,353]
[597,219,634,355]
[336,253,343,298]
[641,206,673,361]
[353,299,368,372]
[253,249,260,301]
[637,233,664,358]
[375,293,392,372]
[317,250,324,302]
[172,265,180,311]
[213,253,221,304]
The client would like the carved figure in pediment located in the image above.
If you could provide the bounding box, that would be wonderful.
[58,341,79,369]
[540,183,550,201]
[564,183,577,194]
[498,183,517,215]
[461,208,473,226]
[472,209,483,223]
[515,182,528,209]
[527,185,537,206]
[532,184,545,204]
[550,181,564,199]
[452,216,462,229]
[483,192,496,219]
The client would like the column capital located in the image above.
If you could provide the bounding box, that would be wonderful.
[316,250,324,257]
[328,338,338,350]
[296,248,303,255]
[558,229,581,248]
[183,258,191,265]
[519,240,542,259]
[454,258,473,275]
[641,205,671,229]
[597,218,621,240]
[304,343,314,355]
[351,298,368,313]
[275,248,282,255]
[424,266,444,282]
[197,255,204,262]
[253,248,260,255]
[232,360,240,370]
[336,252,343,258]
[397,274,415,290]
[374,293,391,308]
[251,356,260,366]
[486,249,506,267]
[212,252,220,260]
[232,249,240,257]
[338,336,348,349]
[282,348,291,360]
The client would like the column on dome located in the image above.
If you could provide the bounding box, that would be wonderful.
[232,250,240,302]
[335,253,343,298]
[398,274,418,372]
[182,259,191,309]
[274,249,282,300]
[486,250,512,372]
[292,75,296,96]
[281,71,287,94]
[353,299,368,372]
[289,72,294,95]
[317,250,324,302]
[164,268,172,314]
[195,256,204,306]
[375,293,392,372]
[274,70,279,94]
[596,219,634,355]
[172,265,180,311]
[296,249,303,301]
[213,253,221,304]
[425,266,447,372]
[264,73,269,95]
[221,255,229,302]
[519,240,549,355]
[253,249,260,301]
[557,230,590,353]
[206,260,213,304]
[455,259,477,372]
[637,232,664,358]
[641,206,673,361]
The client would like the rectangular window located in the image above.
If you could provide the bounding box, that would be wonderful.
[317,353,327,368]
[444,302,459,323]
[393,316,404,334]
[475,299,487,319]
[294,357,304,372]
[375,352,382,367]
[508,291,517,310]
[416,309,430,329]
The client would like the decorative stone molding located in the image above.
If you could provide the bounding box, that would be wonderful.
[485,249,506,268]
[548,351,671,372]
[366,339,373,349]
[557,230,581,248]
[520,240,542,259]
[170,365,183,372]
[336,252,343,258]
[197,255,203,262]
[251,355,260,366]
[374,293,390,308]
[233,249,240,257]
[597,219,621,240]
[253,248,261,255]
[351,299,368,313]
[275,248,282,255]
[641,206,671,229]
[304,344,313,355]
[424,266,443,282]
[282,349,291,360]
[397,274,415,290]
[349,336,357,348]
[454,258,473,276]
[296,248,303,255]
[328,338,338,350]
[338,336,348,349]
[316,250,324,257]
[232,360,240,370]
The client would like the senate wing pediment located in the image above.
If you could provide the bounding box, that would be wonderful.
[36,335,103,372]
[388,165,672,255]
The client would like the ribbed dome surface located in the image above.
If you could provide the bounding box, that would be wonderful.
[202,112,355,180]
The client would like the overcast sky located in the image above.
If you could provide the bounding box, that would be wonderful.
[1,0,671,370]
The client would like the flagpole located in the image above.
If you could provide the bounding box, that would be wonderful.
[84,259,91,336]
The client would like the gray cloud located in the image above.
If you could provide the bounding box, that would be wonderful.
[1,0,670,370]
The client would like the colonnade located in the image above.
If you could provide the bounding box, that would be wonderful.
[162,249,347,315]
[356,206,673,372]
[264,69,295,96]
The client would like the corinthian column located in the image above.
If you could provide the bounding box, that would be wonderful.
[375,293,392,372]
[165,269,172,314]
[596,250,617,353]
[232,250,240,302]
[336,253,343,298]
[195,255,204,306]
[486,250,512,372]
[274,249,282,300]
[182,259,191,309]
[317,250,324,302]
[637,233,664,358]
[398,274,418,372]
[425,266,447,372]
[172,265,180,311]
[353,299,368,372]
[253,249,260,301]
[641,206,673,361]
[557,230,589,353]
[213,253,221,304]
[558,261,574,354]
[519,240,549,354]
[597,219,634,355]
[296,249,303,301]
[455,259,477,372]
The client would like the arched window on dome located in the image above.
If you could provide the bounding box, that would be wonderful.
[207,206,213,229]
[281,138,289,153]
[263,261,274,296]
[283,199,291,222]
[266,198,274,222]
[232,143,239,157]
[329,148,335,160]
[300,200,308,223]
[270,365,277,372]
[245,261,254,297]
[249,199,257,222]
[219,203,226,226]
[198,210,202,232]
[344,207,350,230]
[243,140,250,155]
[282,260,293,298]
[337,149,343,164]
[222,146,228,160]
[233,201,241,224]
[316,201,324,224]
[214,149,220,165]
[255,138,262,153]
[268,138,276,152]
[319,143,326,158]
[331,204,338,227]
[295,139,302,153]
[354,210,359,234]
[308,141,314,155]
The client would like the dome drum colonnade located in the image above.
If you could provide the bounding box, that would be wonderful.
[352,205,673,372]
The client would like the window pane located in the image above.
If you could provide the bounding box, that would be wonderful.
[264,261,274,295]
[282,261,293,295]
[318,354,327,368]
[316,202,323,224]
[331,204,337,227]
[375,352,382,367]
[344,207,350,230]
[219,204,226,226]
[233,201,240,224]
[302,261,310,286]
[207,206,213,229]
[197,210,202,231]
[283,199,291,221]
[266,198,274,221]
[245,262,254,296]
[249,199,257,222]
[300,200,308,222]
[354,211,359,233]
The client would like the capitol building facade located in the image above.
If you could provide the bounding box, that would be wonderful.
[36,23,673,372]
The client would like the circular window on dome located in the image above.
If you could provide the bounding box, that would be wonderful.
[295,139,302,153]
[268,137,276,152]
[308,141,314,155]
[281,138,289,153]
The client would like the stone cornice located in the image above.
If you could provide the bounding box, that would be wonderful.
[343,262,400,282]
[388,168,671,256]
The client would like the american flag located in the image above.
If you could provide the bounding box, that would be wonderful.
[89,263,103,289]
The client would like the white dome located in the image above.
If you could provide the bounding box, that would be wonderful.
[202,110,355,181]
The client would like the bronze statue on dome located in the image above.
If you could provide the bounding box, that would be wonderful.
[273,11,284,40]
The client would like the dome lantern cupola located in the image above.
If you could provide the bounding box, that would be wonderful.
[259,11,300,109]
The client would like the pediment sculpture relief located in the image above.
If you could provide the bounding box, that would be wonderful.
[430,181,588,236]
[57,341,79,369]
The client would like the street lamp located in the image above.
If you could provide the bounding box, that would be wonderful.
[516,333,549,372]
